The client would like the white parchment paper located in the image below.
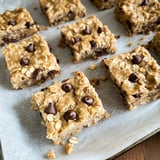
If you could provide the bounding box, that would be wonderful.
[0,0,160,160]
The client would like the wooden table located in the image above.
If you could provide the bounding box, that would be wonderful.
[113,133,160,160]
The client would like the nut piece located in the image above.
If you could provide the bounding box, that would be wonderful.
[68,137,78,145]
[65,143,74,155]
[47,149,56,159]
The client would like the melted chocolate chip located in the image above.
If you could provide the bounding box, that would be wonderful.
[68,11,75,20]
[25,22,33,28]
[132,55,142,64]
[62,83,73,92]
[44,102,56,115]
[90,40,97,49]
[141,0,149,6]
[82,26,91,35]
[97,27,103,34]
[8,20,17,26]
[2,37,17,43]
[129,73,139,82]
[132,93,141,98]
[26,43,35,52]
[64,110,78,121]
[32,68,41,79]
[48,70,57,79]
[20,57,30,66]
[71,37,81,45]
[82,96,94,106]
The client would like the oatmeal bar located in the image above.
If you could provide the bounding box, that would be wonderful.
[31,71,109,145]
[91,0,117,10]
[146,32,160,53]
[2,34,61,89]
[60,16,116,63]
[0,8,41,46]
[114,0,160,36]
[103,46,160,110]
[39,0,86,26]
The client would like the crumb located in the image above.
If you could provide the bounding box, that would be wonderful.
[127,42,133,47]
[89,64,96,70]
[99,76,109,81]
[68,137,78,145]
[115,35,120,39]
[90,78,100,87]
[58,39,66,48]
[47,150,56,159]
[65,143,74,155]
[139,37,144,41]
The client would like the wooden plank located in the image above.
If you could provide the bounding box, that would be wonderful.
[114,133,160,160]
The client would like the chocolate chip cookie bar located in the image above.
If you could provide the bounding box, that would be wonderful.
[31,71,109,145]
[0,8,41,46]
[91,0,117,10]
[114,0,160,36]
[60,16,116,63]
[103,46,160,110]
[39,0,86,26]
[2,34,61,89]
[146,32,160,53]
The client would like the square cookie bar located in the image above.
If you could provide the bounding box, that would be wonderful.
[31,71,109,145]
[2,34,61,89]
[103,46,160,110]
[0,8,41,46]
[91,0,117,10]
[60,16,117,63]
[114,0,160,36]
[39,0,86,26]
[146,32,160,53]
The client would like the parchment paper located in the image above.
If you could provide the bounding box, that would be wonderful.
[0,0,160,160]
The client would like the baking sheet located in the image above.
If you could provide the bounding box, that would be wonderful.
[0,0,160,160]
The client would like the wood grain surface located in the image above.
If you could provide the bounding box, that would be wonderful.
[114,133,160,160]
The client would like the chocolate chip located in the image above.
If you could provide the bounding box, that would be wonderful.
[90,40,97,49]
[62,83,73,92]
[82,26,91,35]
[82,96,94,106]
[32,68,41,79]
[41,87,48,91]
[156,84,160,89]
[64,110,78,121]
[68,11,75,20]
[25,22,33,28]
[26,43,35,52]
[44,102,57,115]
[132,93,141,98]
[97,27,103,34]
[71,37,81,45]
[126,20,132,30]
[56,58,60,64]
[141,0,149,6]
[95,48,106,56]
[20,57,30,66]
[48,70,57,79]
[47,43,52,52]
[132,55,142,64]
[44,7,48,11]
[129,73,139,82]
[8,20,17,26]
